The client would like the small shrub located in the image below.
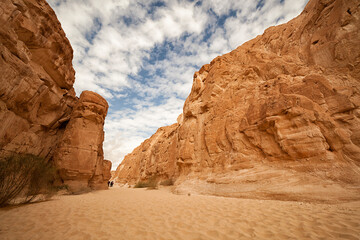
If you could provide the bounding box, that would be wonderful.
[146,179,158,190]
[54,185,69,191]
[159,179,174,186]
[134,181,149,188]
[0,154,56,207]
[134,176,158,189]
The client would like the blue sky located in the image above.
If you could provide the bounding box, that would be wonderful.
[48,0,308,169]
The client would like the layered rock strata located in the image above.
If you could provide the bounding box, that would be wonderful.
[116,0,360,202]
[0,0,110,192]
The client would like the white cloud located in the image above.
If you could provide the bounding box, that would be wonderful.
[103,97,184,167]
[48,0,308,169]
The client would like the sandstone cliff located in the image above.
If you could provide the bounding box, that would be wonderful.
[116,0,360,202]
[0,0,111,192]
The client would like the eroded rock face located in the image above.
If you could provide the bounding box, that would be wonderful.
[116,0,360,202]
[54,91,109,192]
[117,124,179,184]
[0,0,110,192]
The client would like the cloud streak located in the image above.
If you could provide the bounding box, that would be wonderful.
[48,0,308,169]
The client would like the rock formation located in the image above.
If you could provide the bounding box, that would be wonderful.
[54,91,111,191]
[116,0,360,202]
[0,0,110,192]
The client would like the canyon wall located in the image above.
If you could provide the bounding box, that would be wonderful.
[116,0,360,202]
[0,0,111,192]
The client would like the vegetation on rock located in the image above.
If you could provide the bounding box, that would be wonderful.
[0,154,56,207]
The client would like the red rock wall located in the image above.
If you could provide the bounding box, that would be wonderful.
[0,0,110,192]
[54,91,110,191]
[116,0,360,202]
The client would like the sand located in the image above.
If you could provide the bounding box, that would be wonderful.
[0,187,359,240]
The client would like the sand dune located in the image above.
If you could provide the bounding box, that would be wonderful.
[0,187,359,240]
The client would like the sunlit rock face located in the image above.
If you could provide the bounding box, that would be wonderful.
[117,123,180,184]
[116,0,360,202]
[54,91,110,192]
[0,0,110,192]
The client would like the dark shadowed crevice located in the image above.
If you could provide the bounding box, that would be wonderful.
[58,120,69,130]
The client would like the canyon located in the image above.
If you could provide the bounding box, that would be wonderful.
[116,0,360,202]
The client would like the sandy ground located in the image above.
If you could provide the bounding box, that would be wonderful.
[0,187,359,240]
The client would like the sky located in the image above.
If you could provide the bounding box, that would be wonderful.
[47,0,308,170]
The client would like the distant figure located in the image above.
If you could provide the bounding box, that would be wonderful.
[110,181,114,187]
[108,181,110,187]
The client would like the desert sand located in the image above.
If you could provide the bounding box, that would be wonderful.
[0,187,359,240]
